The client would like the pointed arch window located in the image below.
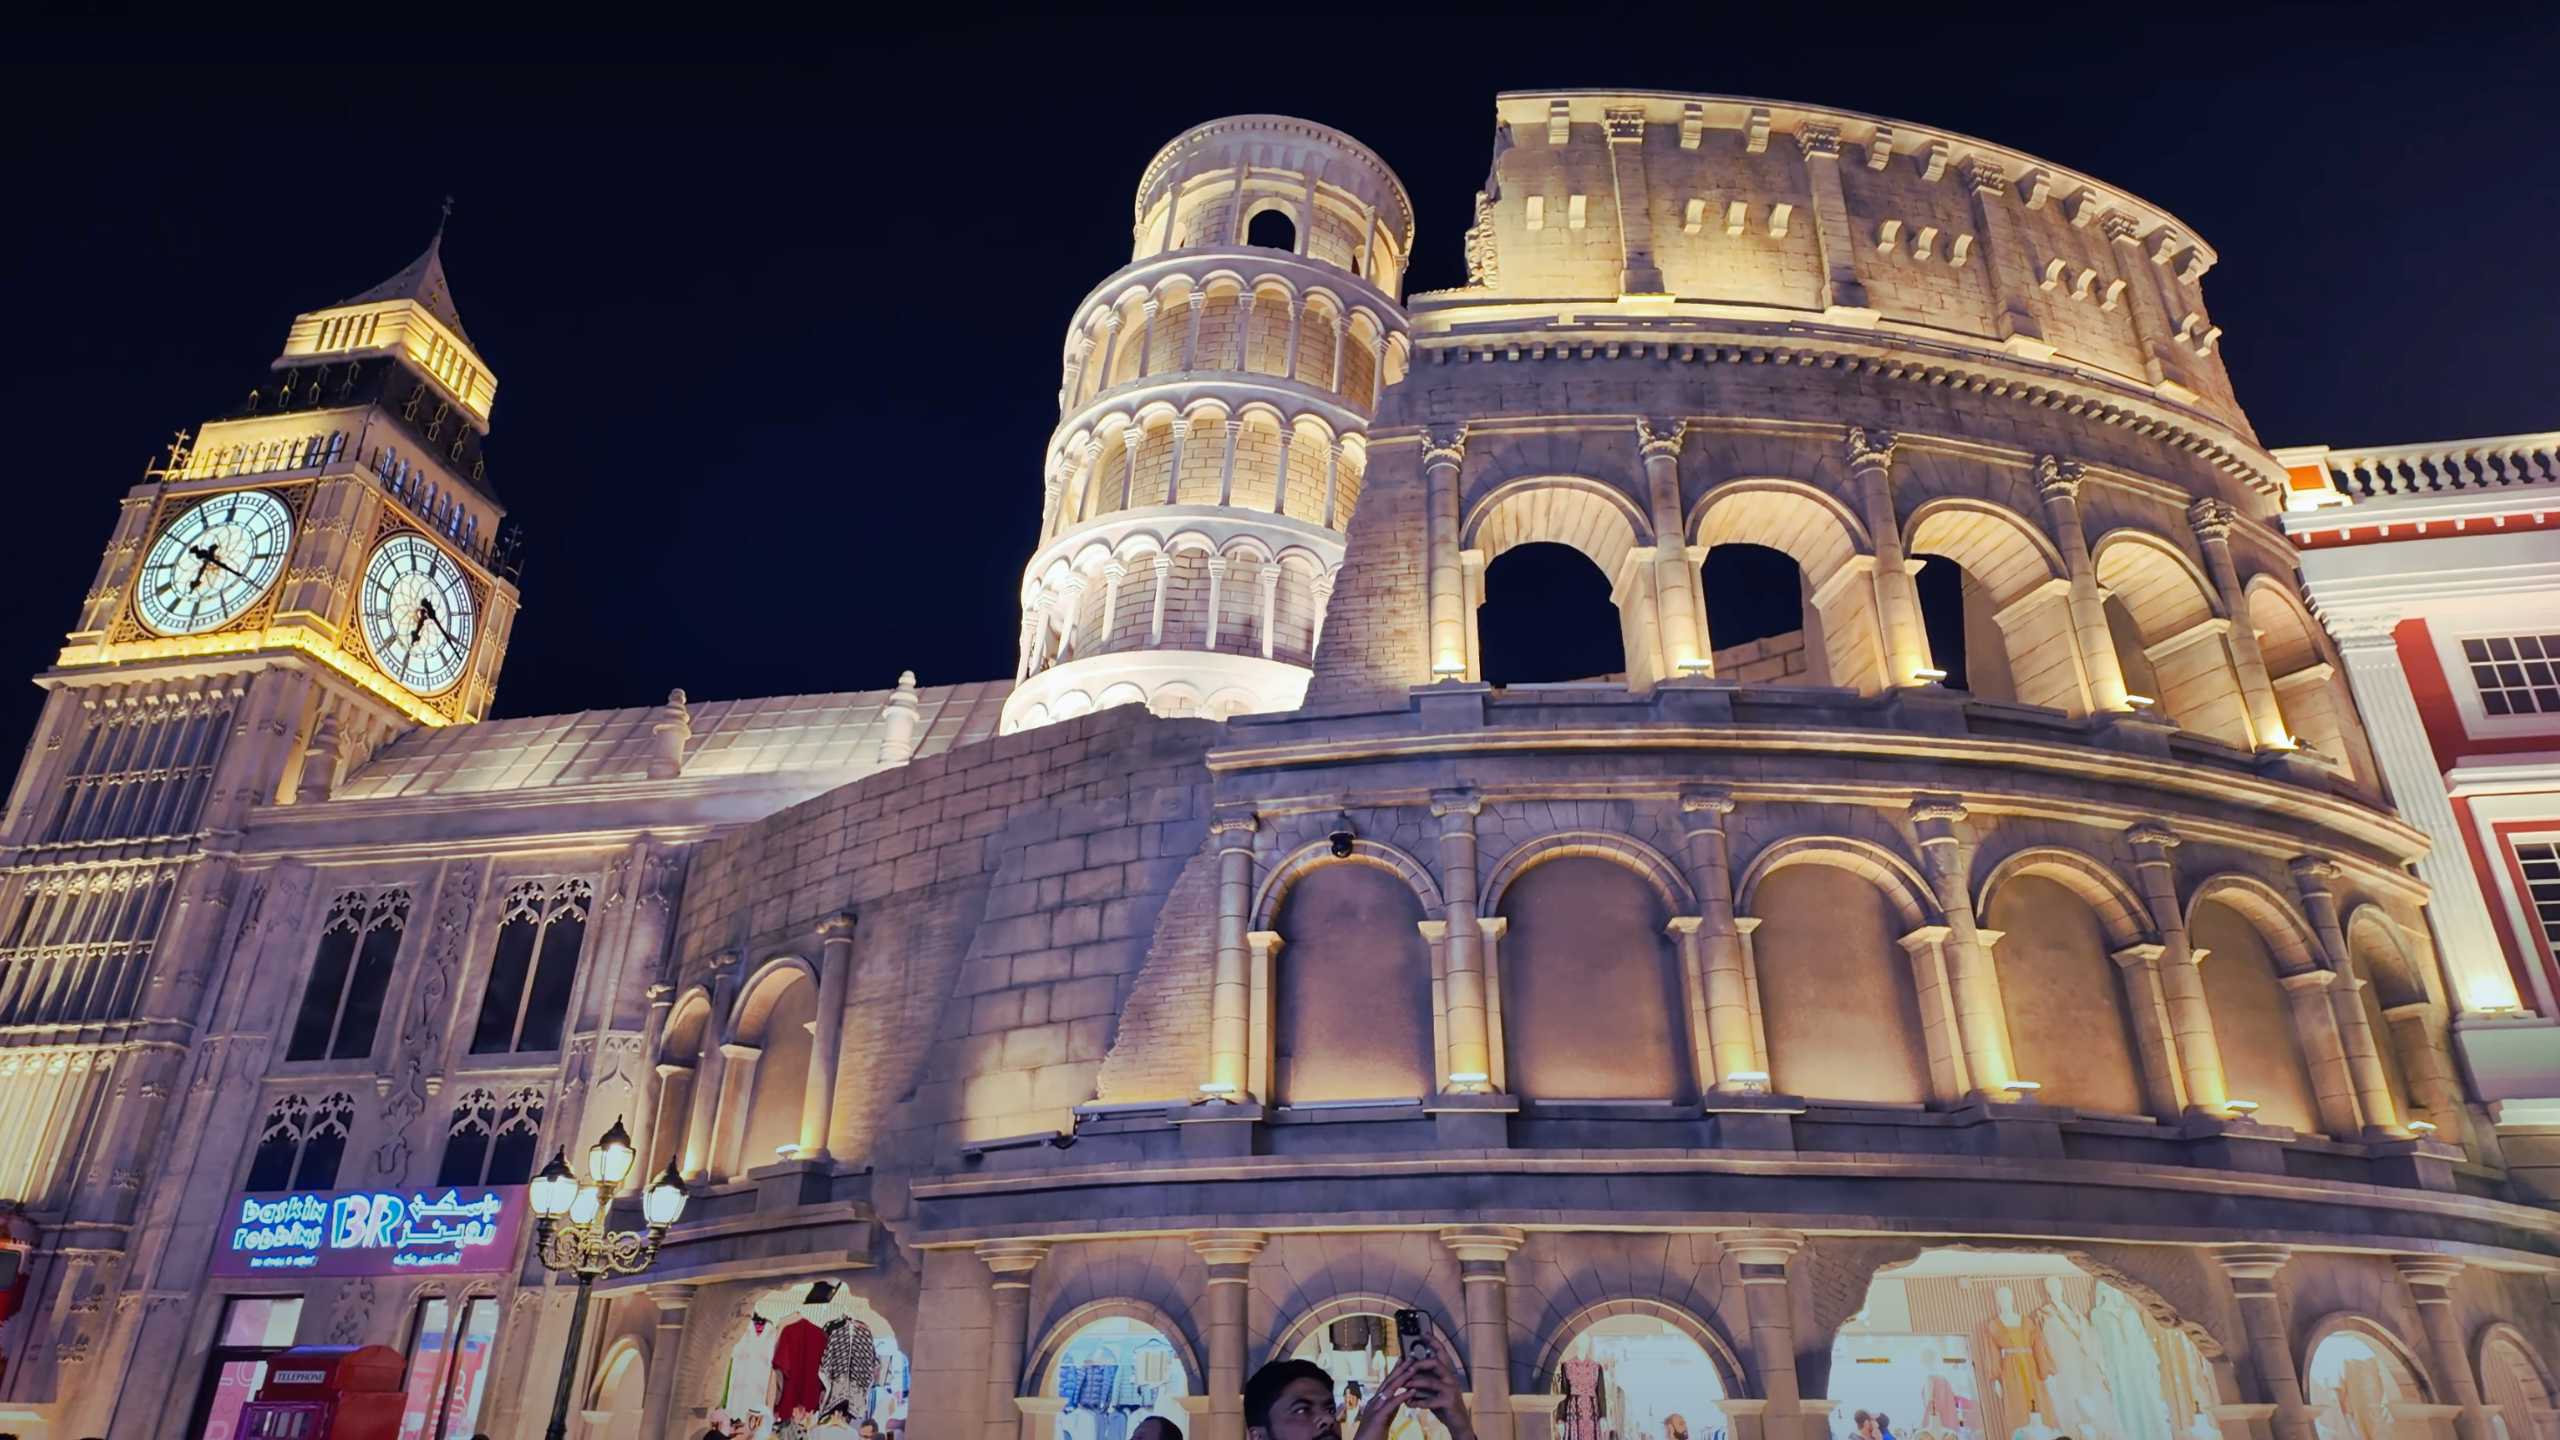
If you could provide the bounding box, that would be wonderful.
[245,1091,357,1191]
[435,1085,545,1187]
[468,878,592,1055]
[285,889,411,1061]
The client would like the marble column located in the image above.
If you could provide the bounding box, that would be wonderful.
[979,1241,1050,1440]
[1206,807,1259,1099]
[1727,1230,1809,1440]
[2279,969,2364,1139]
[1909,797,2017,1098]
[801,913,857,1160]
[1848,426,1931,687]
[1793,125,1869,312]
[2395,1257,2494,1440]
[2215,1247,2316,1440]
[708,1041,763,1177]
[681,955,741,1180]
[2128,824,2231,1115]
[1638,419,1710,676]
[2189,500,2291,750]
[1424,426,1472,678]
[1192,1231,1268,1440]
[1443,1226,1527,1440]
[2035,456,2131,714]
[2292,858,2402,1136]
[1434,788,1495,1089]
[639,1283,695,1440]
[2109,944,2192,1118]
[1679,788,1759,1089]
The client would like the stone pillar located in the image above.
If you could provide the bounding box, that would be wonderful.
[1167,418,1192,507]
[639,1284,695,1440]
[1793,125,1869,312]
[1149,554,1174,646]
[2102,212,2199,394]
[649,1062,697,1174]
[1909,797,2017,1098]
[1638,419,1710,675]
[1424,426,1472,678]
[1192,1231,1268,1440]
[1102,562,1129,647]
[801,913,857,1160]
[1205,807,1258,1098]
[2384,1000,2467,1134]
[881,672,923,763]
[680,955,740,1180]
[1183,288,1206,370]
[1443,1227,1527,1440]
[2279,969,2363,1139]
[1956,157,2047,351]
[1137,298,1162,379]
[708,1041,763,1176]
[2109,944,2192,1118]
[979,1241,1050,1440]
[2128,824,2231,1115]
[2035,456,2131,713]
[2394,1257,2494,1440]
[1847,426,1930,687]
[1257,565,1281,659]
[1727,1230,1809,1440]
[1203,560,1227,648]
[2189,500,2291,750]
[2292,858,2403,1136]
[1603,107,1665,294]
[1092,311,1123,392]
[2323,612,2535,1016]
[1218,420,1243,507]
[1435,789,1495,1089]
[2215,1247,2316,1440]
[1678,788,1759,1089]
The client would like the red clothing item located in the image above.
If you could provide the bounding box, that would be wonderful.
[772,1317,829,1422]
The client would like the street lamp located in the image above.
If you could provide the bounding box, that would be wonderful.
[527,1117,689,1440]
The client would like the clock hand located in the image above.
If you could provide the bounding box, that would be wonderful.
[190,542,251,582]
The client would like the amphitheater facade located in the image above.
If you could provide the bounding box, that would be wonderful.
[0,92,2553,1440]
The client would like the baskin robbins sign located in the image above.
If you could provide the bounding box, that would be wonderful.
[210,1187,526,1278]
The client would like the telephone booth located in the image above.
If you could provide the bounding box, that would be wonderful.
[237,1345,406,1440]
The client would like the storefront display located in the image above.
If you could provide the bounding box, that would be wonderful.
[1551,1314,1729,1440]
[1048,1314,1191,1440]
[1830,1253,2219,1440]
[1292,1313,1448,1440]
[189,1296,307,1440]
[2304,1331,2421,1440]
[712,1279,908,1438]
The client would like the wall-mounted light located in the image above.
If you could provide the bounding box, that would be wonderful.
[2406,1120,2439,1136]
[1913,667,1949,684]
[2000,1079,2043,1103]
[1724,1070,1772,1094]
[1198,1081,1239,1097]
[1329,812,1357,859]
[1432,660,1469,678]
[2124,693,2159,710]
[1676,657,1714,676]
[2223,1098,2260,1118]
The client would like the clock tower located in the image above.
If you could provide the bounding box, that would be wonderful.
[0,232,519,1273]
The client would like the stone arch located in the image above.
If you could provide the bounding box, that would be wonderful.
[2301,1310,2437,1403]
[585,1333,647,1422]
[2091,529,2253,746]
[1975,846,2151,949]
[1735,835,1935,930]
[1465,476,1652,687]
[1907,497,2075,710]
[1530,1297,1748,1398]
[729,956,818,1042]
[1906,497,2068,607]
[1694,478,1885,694]
[729,956,820,1169]
[657,986,714,1065]
[1465,474,1653,572]
[2344,904,2429,1009]
[1479,830,1696,916]
[1261,1292,1471,1391]
[1023,1297,1205,1400]
[2247,573,2372,780]
[1252,838,1445,930]
[2475,1322,2558,1440]
[2184,873,2323,975]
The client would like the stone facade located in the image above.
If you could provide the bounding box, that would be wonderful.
[0,91,2556,1440]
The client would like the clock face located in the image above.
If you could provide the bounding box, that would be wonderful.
[360,533,478,694]
[136,490,295,635]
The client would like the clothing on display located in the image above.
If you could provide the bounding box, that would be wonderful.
[772,1317,830,1425]
[1562,1357,1608,1440]
[818,1317,881,1421]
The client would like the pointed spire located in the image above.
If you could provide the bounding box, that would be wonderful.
[338,199,472,345]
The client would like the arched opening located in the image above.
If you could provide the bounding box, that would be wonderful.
[1290,1310,1451,1440]
[2305,1326,2427,1440]
[1986,875,2147,1116]
[1480,542,1626,684]
[651,995,710,1176]
[1830,1250,2221,1440]
[2188,901,2322,1133]
[1913,555,1976,694]
[1497,856,1691,1101]
[581,1341,645,1439]
[1702,542,1815,681]
[1246,207,1297,251]
[1549,1313,1730,1440]
[2250,579,2372,779]
[2092,536,2252,745]
[2105,595,2165,704]
[1906,502,2075,710]
[2478,1327,2556,1440]
[1045,1314,1192,1438]
[1273,864,1434,1105]
[2349,912,2440,1132]
[735,967,820,1169]
[1750,863,1932,1105]
[719,1278,908,1435]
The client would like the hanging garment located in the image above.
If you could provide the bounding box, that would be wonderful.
[1977,1317,2053,1428]
[1060,1362,1089,1401]
[1333,1316,1385,1351]
[773,1317,830,1425]
[1078,1363,1123,1412]
[1564,1358,1609,1440]
[729,1321,780,1424]
[1133,1341,1174,1387]
[818,1319,882,1421]
[2091,1285,2173,1440]
[1924,1374,1966,1432]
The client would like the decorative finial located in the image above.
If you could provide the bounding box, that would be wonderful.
[437,194,454,240]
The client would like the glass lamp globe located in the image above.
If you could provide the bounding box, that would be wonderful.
[589,1117,637,1187]
[643,1157,690,1228]
[528,1149,578,1219]
[568,1182,603,1226]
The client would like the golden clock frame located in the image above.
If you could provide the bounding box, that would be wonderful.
[336,506,494,723]
[110,482,317,646]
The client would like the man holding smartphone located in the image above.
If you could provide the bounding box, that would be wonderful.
[1242,1310,1477,1440]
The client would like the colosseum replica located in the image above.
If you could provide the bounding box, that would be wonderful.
[1,92,2555,1440]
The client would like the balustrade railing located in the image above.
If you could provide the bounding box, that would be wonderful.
[2325,432,2560,500]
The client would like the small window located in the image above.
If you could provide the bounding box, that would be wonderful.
[2461,634,2560,716]
[436,1086,545,1187]
[244,1091,356,1191]
[285,889,410,1061]
[2515,840,2560,956]
[468,878,592,1054]
[1246,207,1296,251]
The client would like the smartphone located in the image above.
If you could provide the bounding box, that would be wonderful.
[1395,1307,1432,1363]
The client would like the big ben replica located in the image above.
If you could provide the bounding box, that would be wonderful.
[0,231,517,1422]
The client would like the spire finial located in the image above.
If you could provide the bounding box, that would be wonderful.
[436,194,454,241]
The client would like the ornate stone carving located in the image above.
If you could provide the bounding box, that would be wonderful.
[328,1276,376,1344]
[1845,425,1899,469]
[1794,122,1841,161]
[1419,425,1470,469]
[379,859,483,1177]
[1636,417,1688,460]
[2034,454,2087,499]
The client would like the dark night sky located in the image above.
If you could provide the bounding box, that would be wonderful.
[6,11,2556,768]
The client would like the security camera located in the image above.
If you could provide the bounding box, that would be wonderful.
[1327,814,1356,859]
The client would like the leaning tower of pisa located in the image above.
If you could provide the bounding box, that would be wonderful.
[1001,116,1414,732]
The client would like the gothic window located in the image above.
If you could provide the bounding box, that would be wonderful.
[468,879,592,1055]
[435,1086,545,1187]
[244,1091,356,1191]
[285,889,411,1062]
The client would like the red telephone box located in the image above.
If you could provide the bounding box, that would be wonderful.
[235,1345,406,1440]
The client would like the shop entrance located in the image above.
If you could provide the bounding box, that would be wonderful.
[186,1296,306,1440]
[1827,1251,2220,1440]
[1047,1313,1192,1438]
[2304,1329,2425,1440]
[1546,1312,1730,1440]
[711,1279,907,1438]
[1290,1312,1450,1440]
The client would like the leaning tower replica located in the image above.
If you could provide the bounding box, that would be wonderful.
[1002,116,1413,731]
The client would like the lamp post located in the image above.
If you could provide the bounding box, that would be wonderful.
[527,1117,690,1440]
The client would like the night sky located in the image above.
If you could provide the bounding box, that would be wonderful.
[6,12,2555,768]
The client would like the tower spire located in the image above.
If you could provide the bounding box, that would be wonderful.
[336,205,471,346]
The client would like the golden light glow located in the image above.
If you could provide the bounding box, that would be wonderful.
[59,623,471,727]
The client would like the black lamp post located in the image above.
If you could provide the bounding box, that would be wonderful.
[525,1117,690,1440]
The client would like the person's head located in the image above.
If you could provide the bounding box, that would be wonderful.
[1857,1411,1879,1439]
[1246,1358,1338,1440]
[1132,1419,1184,1440]
[1668,1415,1690,1440]
[1345,1382,1363,1401]
[857,1425,881,1440]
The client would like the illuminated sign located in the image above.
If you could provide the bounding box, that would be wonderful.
[210,1187,525,1278]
